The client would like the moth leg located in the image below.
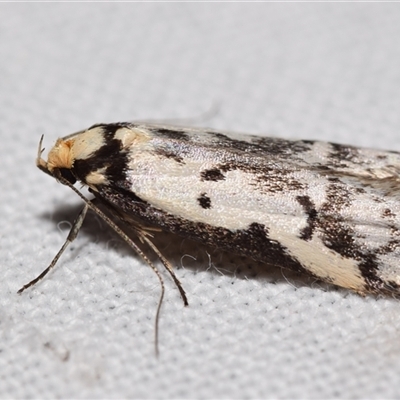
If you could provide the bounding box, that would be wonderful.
[18,204,89,294]
[81,197,166,356]
[137,229,188,307]
[93,197,188,307]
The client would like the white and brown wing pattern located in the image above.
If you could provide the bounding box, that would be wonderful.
[31,122,400,296]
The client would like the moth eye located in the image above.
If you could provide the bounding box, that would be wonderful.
[58,168,77,184]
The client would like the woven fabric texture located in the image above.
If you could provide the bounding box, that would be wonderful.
[2,4,400,399]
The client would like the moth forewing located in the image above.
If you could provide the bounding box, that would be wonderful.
[21,123,400,324]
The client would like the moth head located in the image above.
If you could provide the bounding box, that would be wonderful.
[36,135,77,185]
[36,126,109,187]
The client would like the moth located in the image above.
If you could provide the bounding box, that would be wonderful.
[20,122,400,307]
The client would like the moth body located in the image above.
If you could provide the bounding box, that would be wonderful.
[34,122,400,296]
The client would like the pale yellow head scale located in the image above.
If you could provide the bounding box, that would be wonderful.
[46,138,75,172]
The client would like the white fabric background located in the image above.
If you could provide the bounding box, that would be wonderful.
[2,3,400,399]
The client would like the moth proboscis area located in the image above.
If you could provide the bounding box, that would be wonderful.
[20,122,400,352]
